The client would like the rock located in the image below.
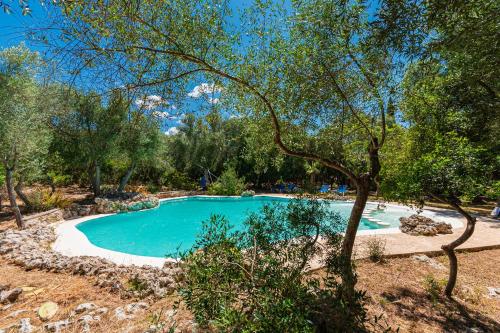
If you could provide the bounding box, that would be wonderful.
[400,214,452,236]
[19,318,33,333]
[92,307,109,315]
[74,302,97,314]
[43,319,72,333]
[38,301,59,321]
[0,287,22,303]
[114,307,133,320]
[487,287,500,298]
[412,254,446,270]
[0,284,9,292]
[78,314,101,332]
[114,302,149,321]
[125,302,149,314]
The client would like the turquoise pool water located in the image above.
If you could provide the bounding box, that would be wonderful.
[76,196,411,258]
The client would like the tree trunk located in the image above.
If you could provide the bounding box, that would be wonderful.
[118,162,136,193]
[14,176,33,211]
[93,162,101,197]
[441,200,477,297]
[5,168,25,229]
[340,176,370,293]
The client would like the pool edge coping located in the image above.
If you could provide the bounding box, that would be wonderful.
[52,194,465,268]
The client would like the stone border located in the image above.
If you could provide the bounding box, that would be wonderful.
[53,195,464,267]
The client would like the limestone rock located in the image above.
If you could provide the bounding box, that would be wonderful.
[19,318,33,333]
[38,301,59,321]
[78,314,101,332]
[487,287,500,299]
[412,254,446,270]
[74,302,97,314]
[43,319,72,333]
[0,287,22,304]
[399,214,452,236]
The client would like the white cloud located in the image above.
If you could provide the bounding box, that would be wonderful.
[165,127,180,136]
[208,97,220,104]
[187,83,222,98]
[135,95,167,110]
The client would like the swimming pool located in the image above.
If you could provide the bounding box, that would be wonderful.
[75,196,414,258]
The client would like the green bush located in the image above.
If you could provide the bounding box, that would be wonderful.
[179,198,371,332]
[207,167,245,196]
[48,172,72,187]
[161,170,197,190]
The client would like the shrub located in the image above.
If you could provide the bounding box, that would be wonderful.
[161,170,197,190]
[29,189,71,211]
[207,167,245,196]
[364,237,386,262]
[423,274,447,305]
[47,171,72,187]
[179,197,371,332]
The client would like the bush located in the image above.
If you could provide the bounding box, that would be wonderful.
[364,237,386,263]
[48,172,72,187]
[423,274,447,305]
[179,197,370,332]
[28,189,71,211]
[207,167,245,196]
[161,171,197,190]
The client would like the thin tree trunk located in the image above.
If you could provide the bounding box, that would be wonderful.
[441,200,477,297]
[118,162,136,193]
[93,162,101,197]
[14,176,33,211]
[5,168,24,229]
[340,177,369,293]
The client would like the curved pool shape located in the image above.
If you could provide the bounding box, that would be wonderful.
[75,196,414,258]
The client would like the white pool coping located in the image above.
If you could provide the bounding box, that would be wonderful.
[52,195,464,268]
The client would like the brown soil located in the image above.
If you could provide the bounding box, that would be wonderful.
[357,250,500,332]
[1,250,499,332]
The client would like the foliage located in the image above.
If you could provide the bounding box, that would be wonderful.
[423,274,446,305]
[0,44,51,181]
[382,133,488,204]
[161,170,198,191]
[207,167,245,196]
[364,237,386,263]
[28,190,71,211]
[180,198,371,332]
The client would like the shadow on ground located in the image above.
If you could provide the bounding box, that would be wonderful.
[381,287,500,332]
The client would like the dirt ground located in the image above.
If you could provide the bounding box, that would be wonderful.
[1,250,499,332]
[357,250,500,332]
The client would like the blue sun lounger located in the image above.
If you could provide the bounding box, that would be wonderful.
[319,184,331,193]
[337,184,348,196]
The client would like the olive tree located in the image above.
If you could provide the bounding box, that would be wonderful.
[0,44,50,228]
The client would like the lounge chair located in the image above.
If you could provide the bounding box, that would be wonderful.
[337,184,348,196]
[319,184,331,193]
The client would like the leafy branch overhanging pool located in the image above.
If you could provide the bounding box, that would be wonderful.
[75,196,415,258]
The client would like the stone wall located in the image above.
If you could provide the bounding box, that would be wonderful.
[63,193,159,220]
[0,223,182,299]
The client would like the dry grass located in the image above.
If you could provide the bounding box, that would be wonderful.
[358,250,500,332]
